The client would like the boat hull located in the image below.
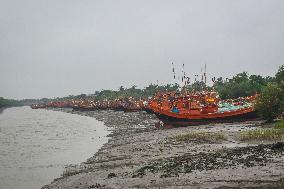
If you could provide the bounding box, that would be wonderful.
[154,110,260,127]
[72,106,97,111]
[143,107,154,114]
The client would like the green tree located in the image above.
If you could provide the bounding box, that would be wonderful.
[214,72,269,99]
[119,86,125,91]
[256,83,284,122]
[275,65,284,84]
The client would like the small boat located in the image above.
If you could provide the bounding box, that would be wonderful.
[30,104,47,109]
[148,91,259,126]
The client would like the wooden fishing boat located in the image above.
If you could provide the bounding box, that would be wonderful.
[30,104,47,109]
[152,106,258,126]
[148,92,259,126]
[72,105,97,111]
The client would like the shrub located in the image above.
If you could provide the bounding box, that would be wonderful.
[240,129,284,141]
[275,120,284,129]
[255,83,284,122]
[173,131,226,143]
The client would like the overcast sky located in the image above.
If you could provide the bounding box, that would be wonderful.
[0,0,283,99]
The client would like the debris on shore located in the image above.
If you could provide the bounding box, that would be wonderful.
[42,109,284,189]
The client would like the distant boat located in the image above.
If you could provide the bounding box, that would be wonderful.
[30,104,47,109]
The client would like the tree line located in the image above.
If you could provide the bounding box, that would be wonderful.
[1,65,283,121]
[0,97,23,108]
[58,65,284,121]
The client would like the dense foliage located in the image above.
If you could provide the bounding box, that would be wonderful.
[91,71,276,101]
[94,84,180,100]
[255,83,283,121]
[214,72,273,99]
[255,65,284,121]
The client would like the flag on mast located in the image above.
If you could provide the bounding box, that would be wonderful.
[204,63,207,84]
[172,62,175,79]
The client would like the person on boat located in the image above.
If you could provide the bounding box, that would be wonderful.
[172,106,180,113]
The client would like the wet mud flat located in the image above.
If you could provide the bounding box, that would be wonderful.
[43,109,284,189]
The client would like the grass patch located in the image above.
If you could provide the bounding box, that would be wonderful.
[240,128,284,141]
[132,143,284,178]
[173,131,226,143]
[275,119,284,129]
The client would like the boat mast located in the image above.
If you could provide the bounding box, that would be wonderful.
[204,63,207,85]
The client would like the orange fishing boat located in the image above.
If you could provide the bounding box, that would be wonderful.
[30,104,47,109]
[148,91,259,126]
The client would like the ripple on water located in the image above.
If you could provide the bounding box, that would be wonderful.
[0,106,110,189]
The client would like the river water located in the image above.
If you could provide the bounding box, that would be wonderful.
[0,106,110,189]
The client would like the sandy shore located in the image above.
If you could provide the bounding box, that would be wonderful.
[43,109,284,189]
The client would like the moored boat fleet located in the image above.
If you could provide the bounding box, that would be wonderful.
[31,90,259,126]
[31,97,143,112]
[147,91,258,126]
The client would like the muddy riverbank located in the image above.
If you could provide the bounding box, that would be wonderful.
[43,109,284,189]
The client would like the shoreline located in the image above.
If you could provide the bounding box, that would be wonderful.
[0,106,26,114]
[43,109,284,189]
[0,107,7,114]
[0,106,111,189]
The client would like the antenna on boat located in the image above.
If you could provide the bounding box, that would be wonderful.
[204,63,207,85]
[212,76,217,91]
[200,67,203,82]
[181,64,184,83]
[194,74,198,82]
[183,64,187,87]
[172,62,176,80]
